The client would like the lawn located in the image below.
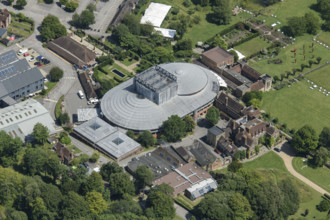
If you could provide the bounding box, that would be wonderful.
[234,37,271,57]
[261,80,330,134]
[216,151,326,219]
[249,35,330,78]
[317,31,330,46]
[292,157,330,193]
[305,64,330,91]
[242,0,318,26]
[103,63,133,78]
[121,58,138,66]
[144,0,253,44]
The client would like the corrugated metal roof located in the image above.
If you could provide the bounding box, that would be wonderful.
[0,99,56,141]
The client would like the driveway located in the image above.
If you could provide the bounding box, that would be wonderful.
[274,142,329,195]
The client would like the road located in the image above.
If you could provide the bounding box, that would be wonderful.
[275,142,329,195]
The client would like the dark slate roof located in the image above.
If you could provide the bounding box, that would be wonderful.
[209,125,224,136]
[0,28,7,37]
[189,140,216,167]
[78,71,97,99]
[173,146,190,162]
[0,56,44,99]
[47,36,96,67]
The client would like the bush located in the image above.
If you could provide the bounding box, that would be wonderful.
[50,67,64,82]
[65,1,79,12]
[89,152,100,163]
[316,199,330,212]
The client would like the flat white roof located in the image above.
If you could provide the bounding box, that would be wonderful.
[140,2,171,27]
[154,27,176,38]
[77,108,101,122]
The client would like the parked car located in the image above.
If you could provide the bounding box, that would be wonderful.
[29,56,35,62]
[37,55,44,60]
[78,90,84,99]
[23,52,30,57]
[34,61,40,66]
[37,63,43,67]
[274,148,281,152]
[17,48,28,56]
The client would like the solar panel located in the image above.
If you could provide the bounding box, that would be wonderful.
[1,57,4,61]
[11,67,15,71]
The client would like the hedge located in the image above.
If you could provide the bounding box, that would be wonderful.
[55,95,64,119]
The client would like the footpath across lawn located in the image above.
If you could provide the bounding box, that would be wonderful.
[292,157,330,193]
[261,80,330,134]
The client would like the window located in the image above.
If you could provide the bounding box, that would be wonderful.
[159,153,164,157]
[15,116,18,120]
[19,115,22,118]
[167,157,171,161]
[9,118,13,122]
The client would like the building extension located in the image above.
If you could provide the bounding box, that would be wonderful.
[0,99,56,141]
[73,117,142,161]
[152,161,218,200]
[0,50,44,104]
[101,63,220,132]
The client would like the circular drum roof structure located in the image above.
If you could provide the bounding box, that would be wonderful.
[101,63,219,132]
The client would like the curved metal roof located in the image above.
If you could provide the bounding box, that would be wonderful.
[101,63,219,131]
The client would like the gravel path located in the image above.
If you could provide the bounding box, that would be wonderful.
[275,142,329,195]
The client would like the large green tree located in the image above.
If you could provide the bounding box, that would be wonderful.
[285,17,307,37]
[80,171,104,195]
[310,147,329,167]
[209,0,231,25]
[183,115,196,132]
[109,173,135,198]
[109,198,143,215]
[291,125,318,155]
[100,162,123,182]
[50,67,63,82]
[318,127,330,150]
[15,0,27,9]
[0,131,23,167]
[61,191,90,219]
[278,179,300,217]
[32,123,49,145]
[85,191,107,215]
[206,106,220,126]
[40,15,67,42]
[134,165,154,191]
[146,191,175,219]
[137,131,155,147]
[304,12,321,35]
[72,10,95,29]
[162,115,186,142]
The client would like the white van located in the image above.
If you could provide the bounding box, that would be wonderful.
[78,90,84,99]
[17,48,28,56]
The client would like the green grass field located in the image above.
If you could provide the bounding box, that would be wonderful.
[292,157,330,192]
[249,35,330,77]
[216,152,326,219]
[261,80,330,134]
[234,37,271,57]
[317,31,330,46]
[306,65,330,91]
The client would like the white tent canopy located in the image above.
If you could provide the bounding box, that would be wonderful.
[140,2,171,27]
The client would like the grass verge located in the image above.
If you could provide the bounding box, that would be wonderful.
[292,157,330,193]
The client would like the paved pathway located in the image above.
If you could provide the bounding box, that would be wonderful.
[275,142,329,195]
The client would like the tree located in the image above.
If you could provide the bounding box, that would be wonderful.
[217,172,248,194]
[242,91,263,106]
[310,147,329,167]
[183,115,196,132]
[40,15,67,42]
[0,166,23,206]
[89,152,100,163]
[50,67,63,82]
[228,193,254,220]
[22,148,47,175]
[100,162,123,182]
[207,34,228,49]
[137,131,155,147]
[65,1,79,12]
[134,165,154,191]
[174,38,192,52]
[304,12,321,35]
[146,191,175,219]
[85,191,107,215]
[126,130,135,139]
[72,10,95,29]
[206,106,220,126]
[255,145,260,155]
[7,0,14,6]
[209,0,231,25]
[0,131,23,167]
[39,183,62,213]
[319,127,330,150]
[32,123,49,145]
[229,50,239,62]
[150,183,174,196]
[162,115,187,142]
[109,198,143,215]
[291,125,318,155]
[59,0,68,5]
[316,199,330,212]
[228,160,243,173]
[278,179,300,216]
[81,172,104,195]
[316,56,322,64]
[58,112,70,125]
[15,0,27,9]
[59,132,71,145]
[61,191,90,219]
[262,0,281,6]
[122,14,141,35]
[86,3,96,12]
[285,17,307,37]
[109,173,135,198]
